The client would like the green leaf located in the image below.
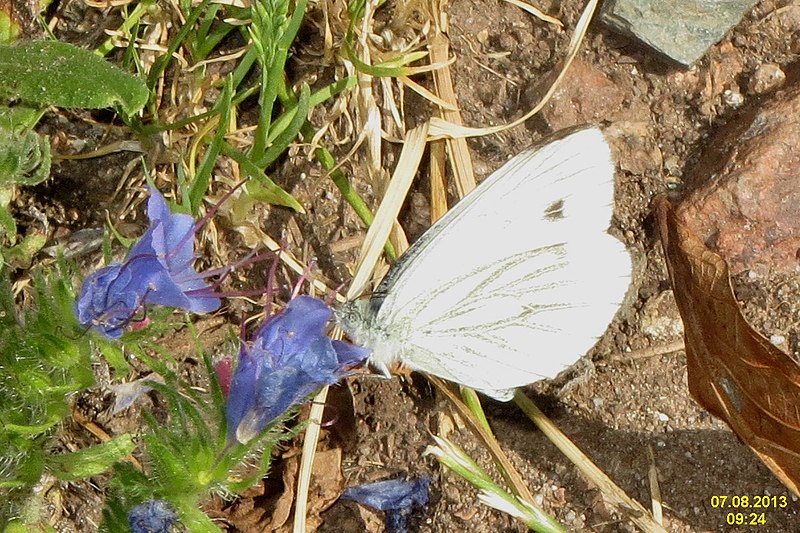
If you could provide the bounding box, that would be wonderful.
[178,504,222,533]
[96,339,130,374]
[0,127,50,187]
[189,76,232,215]
[3,232,47,269]
[219,141,304,212]
[0,201,16,241]
[47,434,135,481]
[95,1,154,58]
[146,0,213,89]
[0,40,149,114]
[256,83,310,169]
[0,104,45,131]
[0,12,21,45]
[5,414,64,435]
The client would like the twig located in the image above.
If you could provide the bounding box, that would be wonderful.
[514,390,667,533]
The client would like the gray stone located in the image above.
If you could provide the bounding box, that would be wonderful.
[600,0,759,67]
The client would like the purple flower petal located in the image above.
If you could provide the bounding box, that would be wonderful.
[75,187,221,338]
[129,187,220,313]
[225,344,261,442]
[129,186,195,271]
[225,296,370,443]
[252,295,333,360]
[75,256,190,338]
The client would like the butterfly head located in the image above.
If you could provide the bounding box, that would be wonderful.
[333,299,402,377]
[333,299,375,347]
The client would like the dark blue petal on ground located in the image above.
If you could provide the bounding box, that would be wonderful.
[341,476,431,511]
[128,499,179,533]
[341,476,431,533]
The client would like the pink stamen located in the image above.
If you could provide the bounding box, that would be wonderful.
[264,245,285,319]
[290,257,316,300]
[203,250,277,291]
[168,180,249,262]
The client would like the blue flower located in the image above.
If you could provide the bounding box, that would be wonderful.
[128,499,179,533]
[225,295,370,443]
[341,476,431,533]
[75,186,221,338]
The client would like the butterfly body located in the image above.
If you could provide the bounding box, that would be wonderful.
[337,127,632,400]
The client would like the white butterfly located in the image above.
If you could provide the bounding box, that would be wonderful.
[335,127,632,401]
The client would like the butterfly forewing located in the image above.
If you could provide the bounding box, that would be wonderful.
[346,128,632,400]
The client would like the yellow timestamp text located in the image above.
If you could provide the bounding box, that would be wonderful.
[710,495,789,509]
[724,512,766,526]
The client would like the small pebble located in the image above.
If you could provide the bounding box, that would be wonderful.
[747,63,786,95]
[722,88,744,108]
[770,334,786,346]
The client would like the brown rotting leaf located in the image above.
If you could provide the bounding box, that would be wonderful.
[657,196,800,496]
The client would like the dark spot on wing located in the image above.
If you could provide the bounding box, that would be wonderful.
[544,198,565,221]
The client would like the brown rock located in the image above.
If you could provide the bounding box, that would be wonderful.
[537,57,630,129]
[677,79,800,275]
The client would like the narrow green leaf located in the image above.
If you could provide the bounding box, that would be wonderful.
[96,339,130,373]
[179,505,223,533]
[256,83,310,169]
[189,77,232,215]
[95,1,154,58]
[0,12,20,44]
[250,0,308,158]
[5,416,62,435]
[147,0,213,88]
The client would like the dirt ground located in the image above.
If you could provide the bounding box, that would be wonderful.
[25,0,800,531]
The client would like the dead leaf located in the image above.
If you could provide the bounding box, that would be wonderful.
[275,447,345,533]
[657,196,800,496]
[204,447,344,532]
